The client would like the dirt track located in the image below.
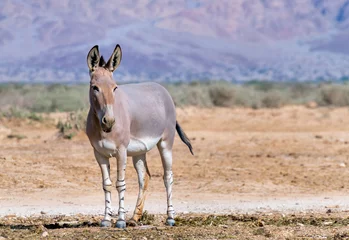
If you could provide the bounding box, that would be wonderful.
[2,106,349,238]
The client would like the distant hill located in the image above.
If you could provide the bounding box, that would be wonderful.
[1,0,349,83]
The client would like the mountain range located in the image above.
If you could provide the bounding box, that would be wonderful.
[1,0,349,83]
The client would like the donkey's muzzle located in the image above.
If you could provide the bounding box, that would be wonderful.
[101,116,115,132]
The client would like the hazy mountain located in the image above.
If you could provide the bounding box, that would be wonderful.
[1,0,349,83]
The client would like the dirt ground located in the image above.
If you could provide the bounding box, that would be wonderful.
[2,106,349,239]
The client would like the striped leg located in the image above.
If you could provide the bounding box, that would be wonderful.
[129,154,150,226]
[115,148,127,228]
[94,150,113,227]
[157,140,175,226]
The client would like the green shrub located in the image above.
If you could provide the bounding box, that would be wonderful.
[261,91,286,108]
[318,84,349,106]
[0,84,89,113]
[57,110,88,139]
[7,134,27,140]
[1,108,44,122]
[165,83,213,107]
[209,85,233,107]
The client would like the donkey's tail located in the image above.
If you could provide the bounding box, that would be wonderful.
[176,121,194,155]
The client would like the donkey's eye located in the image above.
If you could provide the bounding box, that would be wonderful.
[92,86,99,92]
[113,86,118,92]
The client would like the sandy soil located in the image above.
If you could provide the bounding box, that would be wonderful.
[2,106,349,238]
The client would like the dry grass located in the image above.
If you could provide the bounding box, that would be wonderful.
[0,81,349,115]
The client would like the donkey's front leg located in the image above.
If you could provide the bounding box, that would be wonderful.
[94,150,113,227]
[115,147,127,228]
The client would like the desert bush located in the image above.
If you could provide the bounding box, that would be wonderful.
[1,107,44,122]
[209,85,234,107]
[30,84,89,112]
[7,134,27,140]
[2,81,349,112]
[261,90,286,108]
[0,84,89,113]
[57,110,88,139]
[165,83,213,107]
[317,84,349,106]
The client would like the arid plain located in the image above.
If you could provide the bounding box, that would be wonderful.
[2,106,349,239]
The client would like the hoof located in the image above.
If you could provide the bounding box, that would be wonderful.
[127,219,138,227]
[100,220,112,228]
[166,218,175,226]
[116,220,126,229]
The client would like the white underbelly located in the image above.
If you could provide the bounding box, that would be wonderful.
[94,137,161,157]
[127,136,161,156]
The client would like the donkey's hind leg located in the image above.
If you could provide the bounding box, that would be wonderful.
[129,153,150,226]
[157,139,175,226]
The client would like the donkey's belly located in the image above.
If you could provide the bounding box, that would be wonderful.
[127,136,161,156]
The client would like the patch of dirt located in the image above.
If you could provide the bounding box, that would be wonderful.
[1,213,349,239]
[2,106,349,238]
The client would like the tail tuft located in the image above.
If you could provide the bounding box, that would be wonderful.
[175,121,194,155]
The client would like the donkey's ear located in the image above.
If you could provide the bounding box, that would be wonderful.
[87,45,100,72]
[106,44,122,72]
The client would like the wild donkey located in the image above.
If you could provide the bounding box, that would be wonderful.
[86,44,193,228]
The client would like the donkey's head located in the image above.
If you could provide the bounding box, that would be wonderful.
[87,44,122,133]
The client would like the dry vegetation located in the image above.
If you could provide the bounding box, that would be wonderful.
[3,81,349,140]
[2,81,349,115]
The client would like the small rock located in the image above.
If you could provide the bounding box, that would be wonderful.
[57,221,79,227]
[323,221,333,226]
[257,220,265,227]
[156,226,166,230]
[296,223,304,227]
[42,231,49,237]
[33,224,47,234]
[134,225,155,230]
[339,163,346,168]
[219,224,228,229]
[306,101,317,108]
[40,211,47,215]
[325,205,339,209]
[315,135,323,139]
[326,209,332,214]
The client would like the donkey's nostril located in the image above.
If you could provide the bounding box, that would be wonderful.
[102,117,107,124]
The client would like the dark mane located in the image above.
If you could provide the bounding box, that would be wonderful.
[99,56,106,67]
